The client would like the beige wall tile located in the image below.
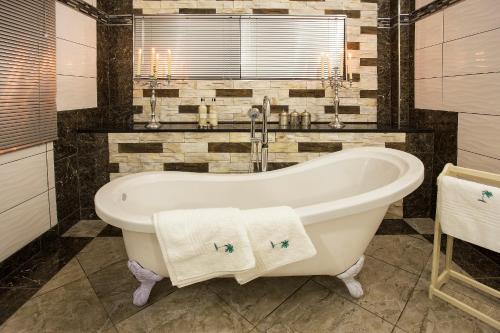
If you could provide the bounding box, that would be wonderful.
[443,28,500,77]
[458,113,500,160]
[415,44,442,79]
[443,73,500,115]
[415,78,443,110]
[415,11,443,50]
[444,0,500,42]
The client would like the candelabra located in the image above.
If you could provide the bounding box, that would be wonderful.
[134,74,172,129]
[322,67,352,129]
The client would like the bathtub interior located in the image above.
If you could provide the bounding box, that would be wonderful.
[115,155,405,218]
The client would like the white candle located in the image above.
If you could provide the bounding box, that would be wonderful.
[155,53,160,78]
[136,48,142,76]
[151,48,155,76]
[167,49,172,77]
[320,52,325,80]
[327,55,332,79]
[348,53,352,81]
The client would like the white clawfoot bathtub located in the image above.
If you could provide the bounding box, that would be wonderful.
[95,147,424,303]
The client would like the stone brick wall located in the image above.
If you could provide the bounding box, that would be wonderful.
[109,131,405,175]
[132,0,378,123]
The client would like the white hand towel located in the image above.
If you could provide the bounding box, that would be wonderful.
[153,208,255,287]
[438,175,500,253]
[235,206,317,284]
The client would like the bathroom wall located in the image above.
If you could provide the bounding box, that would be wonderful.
[133,0,379,124]
[0,1,57,265]
[414,0,500,174]
[54,1,110,227]
[0,144,57,262]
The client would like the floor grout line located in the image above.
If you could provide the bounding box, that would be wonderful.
[251,276,313,329]
[310,279,398,328]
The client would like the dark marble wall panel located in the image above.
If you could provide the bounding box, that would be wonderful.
[97,0,134,129]
[54,154,80,230]
[377,28,392,126]
[410,109,458,216]
[54,108,110,226]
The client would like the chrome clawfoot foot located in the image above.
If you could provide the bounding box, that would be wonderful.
[128,260,164,306]
[336,255,365,299]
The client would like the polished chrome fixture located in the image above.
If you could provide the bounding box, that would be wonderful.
[323,66,352,129]
[146,79,161,129]
[247,96,271,172]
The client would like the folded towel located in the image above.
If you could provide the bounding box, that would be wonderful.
[235,206,317,284]
[153,208,255,287]
[438,175,500,253]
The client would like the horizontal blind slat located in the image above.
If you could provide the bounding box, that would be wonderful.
[0,0,56,152]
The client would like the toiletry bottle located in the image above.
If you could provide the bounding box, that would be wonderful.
[290,110,300,128]
[198,98,207,128]
[208,97,218,127]
[279,109,288,128]
[301,110,311,129]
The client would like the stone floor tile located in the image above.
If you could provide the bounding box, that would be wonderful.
[0,237,91,289]
[88,260,176,324]
[257,280,394,333]
[315,255,420,324]
[0,287,38,325]
[397,256,500,333]
[63,219,107,238]
[207,276,309,324]
[35,258,85,296]
[404,218,435,235]
[77,237,128,275]
[98,224,123,237]
[115,284,253,333]
[377,219,419,235]
[0,278,113,333]
[366,235,433,275]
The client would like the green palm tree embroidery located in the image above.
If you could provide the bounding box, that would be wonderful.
[270,240,290,249]
[214,243,234,253]
[224,244,234,253]
[478,190,493,203]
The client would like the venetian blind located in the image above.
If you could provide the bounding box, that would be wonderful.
[133,15,346,80]
[134,15,241,79]
[0,0,57,153]
[241,16,345,79]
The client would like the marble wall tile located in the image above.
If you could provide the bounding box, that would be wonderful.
[54,156,79,225]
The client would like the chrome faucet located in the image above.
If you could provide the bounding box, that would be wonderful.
[248,96,271,172]
[261,96,270,172]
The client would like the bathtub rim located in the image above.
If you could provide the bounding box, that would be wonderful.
[95,147,424,233]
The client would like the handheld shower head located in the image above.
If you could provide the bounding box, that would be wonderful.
[247,107,260,120]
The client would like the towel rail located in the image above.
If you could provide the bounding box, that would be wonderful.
[430,163,500,331]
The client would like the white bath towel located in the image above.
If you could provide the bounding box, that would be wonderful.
[235,206,317,284]
[438,175,500,253]
[153,208,255,287]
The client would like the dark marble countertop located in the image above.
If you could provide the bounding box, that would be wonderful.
[78,122,434,133]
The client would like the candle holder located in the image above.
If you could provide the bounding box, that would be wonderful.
[322,67,352,129]
[133,74,172,129]
[145,78,161,129]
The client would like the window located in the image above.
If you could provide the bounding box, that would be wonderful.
[133,15,346,80]
[0,1,56,153]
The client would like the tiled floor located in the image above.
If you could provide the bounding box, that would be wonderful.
[1,219,499,332]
